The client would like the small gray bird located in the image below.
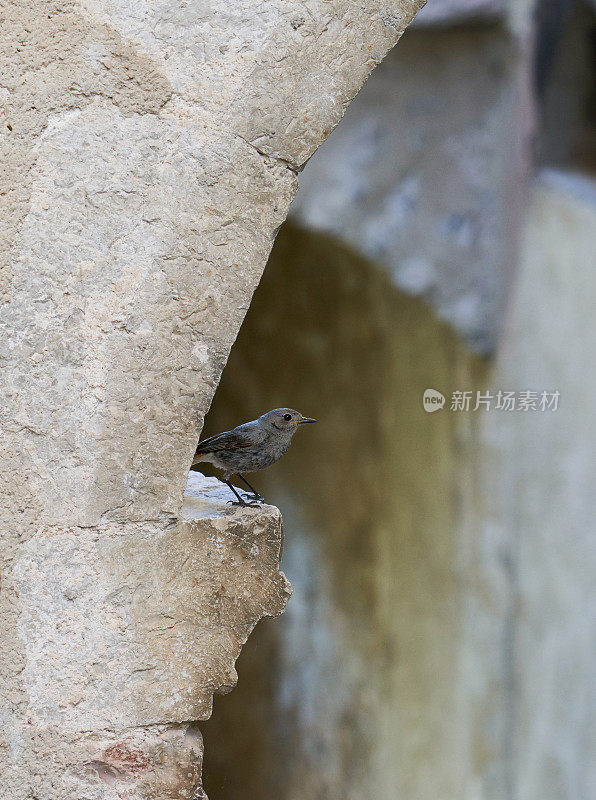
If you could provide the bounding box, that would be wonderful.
[192,408,317,507]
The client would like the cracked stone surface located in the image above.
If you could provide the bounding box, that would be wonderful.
[0,0,424,797]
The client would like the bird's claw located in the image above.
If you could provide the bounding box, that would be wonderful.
[242,492,265,503]
[227,499,261,508]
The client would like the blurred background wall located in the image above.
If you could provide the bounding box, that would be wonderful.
[197,1,596,798]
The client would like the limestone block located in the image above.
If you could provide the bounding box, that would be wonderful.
[76,0,424,166]
[1,99,294,526]
[6,474,290,799]
[1,0,425,529]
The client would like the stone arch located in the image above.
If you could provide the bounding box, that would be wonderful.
[199,222,487,800]
[0,2,425,797]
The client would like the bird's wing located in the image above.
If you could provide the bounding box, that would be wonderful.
[194,423,263,455]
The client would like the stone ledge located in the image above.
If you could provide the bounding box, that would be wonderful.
[183,471,280,521]
[13,472,290,734]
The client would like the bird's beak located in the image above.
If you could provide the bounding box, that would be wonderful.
[299,416,317,424]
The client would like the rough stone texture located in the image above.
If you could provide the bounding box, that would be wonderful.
[2,103,294,526]
[290,17,533,353]
[0,1,425,797]
[0,0,423,525]
[15,474,289,732]
[5,473,290,799]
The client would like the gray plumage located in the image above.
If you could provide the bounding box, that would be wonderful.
[193,408,316,507]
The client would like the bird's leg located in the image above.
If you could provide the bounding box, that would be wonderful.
[237,474,265,503]
[225,480,260,508]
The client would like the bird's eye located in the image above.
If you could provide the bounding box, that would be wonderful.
[284,413,292,421]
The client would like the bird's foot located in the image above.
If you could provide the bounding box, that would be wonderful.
[227,499,261,509]
[242,491,265,503]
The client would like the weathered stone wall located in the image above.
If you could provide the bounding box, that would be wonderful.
[291,1,534,353]
[9,475,290,798]
[0,1,425,797]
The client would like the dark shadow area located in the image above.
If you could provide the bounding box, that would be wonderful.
[538,0,596,174]
[199,222,486,800]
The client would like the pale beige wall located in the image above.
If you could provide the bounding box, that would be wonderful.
[0,2,425,797]
[482,171,596,800]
